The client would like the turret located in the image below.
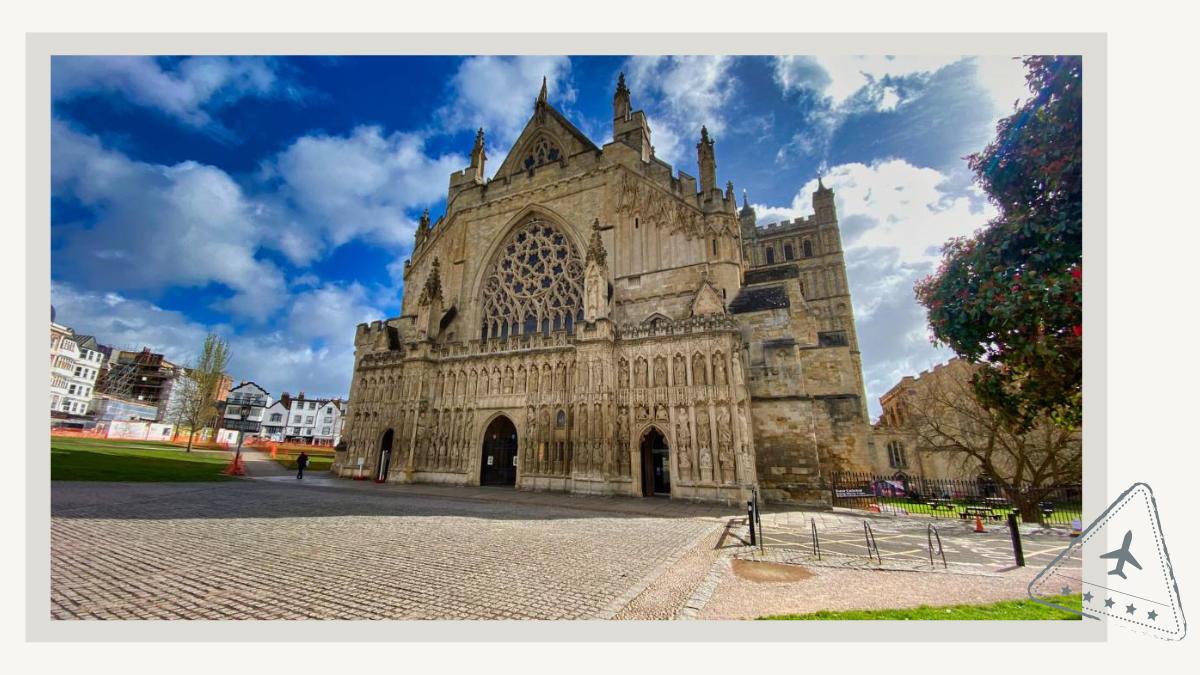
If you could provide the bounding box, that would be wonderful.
[613,72,631,121]
[814,176,836,223]
[739,190,757,240]
[470,128,486,182]
[612,72,653,162]
[414,208,431,248]
[697,126,717,195]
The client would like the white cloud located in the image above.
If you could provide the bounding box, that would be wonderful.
[624,56,737,166]
[971,55,1032,117]
[53,120,462,319]
[758,159,995,266]
[266,125,465,258]
[437,56,574,150]
[52,281,380,399]
[757,158,997,417]
[774,55,964,109]
[52,56,293,133]
[52,120,288,322]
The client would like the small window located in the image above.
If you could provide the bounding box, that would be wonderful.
[784,243,795,261]
[556,410,567,427]
[712,238,718,255]
[887,441,907,469]
[803,240,813,257]
[634,217,639,229]
[765,247,776,265]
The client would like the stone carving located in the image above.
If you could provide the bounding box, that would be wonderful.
[653,356,667,388]
[673,354,686,387]
[714,353,728,387]
[584,219,610,323]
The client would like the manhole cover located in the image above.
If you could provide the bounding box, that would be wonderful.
[731,559,815,583]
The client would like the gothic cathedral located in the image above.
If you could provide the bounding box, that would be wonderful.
[332,75,872,504]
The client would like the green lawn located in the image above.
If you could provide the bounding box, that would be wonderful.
[760,594,1083,620]
[872,497,1082,526]
[51,436,234,482]
[273,454,334,472]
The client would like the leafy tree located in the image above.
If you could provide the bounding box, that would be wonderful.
[915,56,1082,430]
[178,333,231,452]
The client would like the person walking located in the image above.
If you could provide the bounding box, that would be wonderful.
[296,451,309,480]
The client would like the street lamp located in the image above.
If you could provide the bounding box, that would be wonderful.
[233,404,249,466]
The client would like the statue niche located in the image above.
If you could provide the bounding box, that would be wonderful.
[583,219,610,323]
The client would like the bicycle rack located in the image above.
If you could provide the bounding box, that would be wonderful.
[927,523,948,569]
[863,520,882,565]
[810,518,822,560]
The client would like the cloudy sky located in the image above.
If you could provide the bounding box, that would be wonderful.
[50,54,1030,416]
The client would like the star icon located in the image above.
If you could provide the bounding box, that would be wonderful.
[1083,591,1093,603]
[1104,597,1115,608]
[1147,610,1158,621]
[1126,603,1137,615]
[1061,585,1072,595]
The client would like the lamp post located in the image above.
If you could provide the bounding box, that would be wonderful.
[233,404,249,466]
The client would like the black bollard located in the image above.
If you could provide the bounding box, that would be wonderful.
[747,500,756,547]
[1007,513,1025,567]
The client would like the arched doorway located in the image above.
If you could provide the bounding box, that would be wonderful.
[480,416,518,486]
[640,427,670,497]
[376,428,394,483]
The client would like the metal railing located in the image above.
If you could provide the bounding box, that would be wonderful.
[862,520,881,565]
[927,523,947,569]
[831,471,1081,528]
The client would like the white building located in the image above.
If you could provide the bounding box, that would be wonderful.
[50,322,103,417]
[260,400,290,441]
[220,381,272,440]
[278,393,344,446]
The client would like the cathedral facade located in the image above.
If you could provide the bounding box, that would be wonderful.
[331,76,872,504]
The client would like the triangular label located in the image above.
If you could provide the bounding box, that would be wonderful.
[1030,482,1186,640]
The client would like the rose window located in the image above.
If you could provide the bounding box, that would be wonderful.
[480,218,583,340]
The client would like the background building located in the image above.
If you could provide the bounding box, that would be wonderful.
[219,381,271,441]
[278,393,345,446]
[50,321,103,417]
[96,347,179,409]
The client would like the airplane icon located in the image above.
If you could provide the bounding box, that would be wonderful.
[1100,529,1143,580]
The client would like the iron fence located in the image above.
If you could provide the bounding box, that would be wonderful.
[830,471,1082,528]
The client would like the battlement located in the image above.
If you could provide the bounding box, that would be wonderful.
[758,213,821,235]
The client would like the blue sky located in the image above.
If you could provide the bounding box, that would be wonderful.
[49,54,1030,416]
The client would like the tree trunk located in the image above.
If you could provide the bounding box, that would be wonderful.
[186,429,194,453]
[1016,496,1042,524]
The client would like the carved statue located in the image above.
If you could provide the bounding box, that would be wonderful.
[654,357,667,388]
[692,353,707,386]
[673,355,686,387]
[714,355,728,387]
[619,360,630,389]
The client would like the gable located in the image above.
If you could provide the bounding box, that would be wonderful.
[691,277,727,317]
[492,103,600,179]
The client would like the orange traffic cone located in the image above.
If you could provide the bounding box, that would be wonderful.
[223,455,246,476]
[974,514,985,533]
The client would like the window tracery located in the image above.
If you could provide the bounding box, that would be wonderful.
[522,136,562,171]
[480,218,584,340]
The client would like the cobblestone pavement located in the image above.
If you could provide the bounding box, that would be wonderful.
[51,479,729,620]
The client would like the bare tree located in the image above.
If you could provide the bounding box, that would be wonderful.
[908,370,1081,521]
[178,334,232,453]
